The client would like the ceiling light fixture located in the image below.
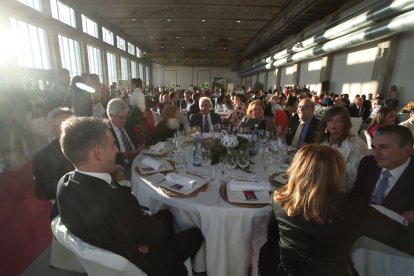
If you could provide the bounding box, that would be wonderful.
[132,18,136,21]
[228,37,232,40]
[176,36,180,39]
[167,18,171,22]
[202,19,206,22]
[202,36,206,39]
[236,20,241,23]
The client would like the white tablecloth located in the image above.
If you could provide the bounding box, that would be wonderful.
[131,152,269,276]
[351,205,414,276]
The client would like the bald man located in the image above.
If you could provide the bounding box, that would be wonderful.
[285,98,319,147]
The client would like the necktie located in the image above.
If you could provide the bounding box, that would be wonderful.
[374,170,392,205]
[120,128,133,151]
[203,115,210,133]
[291,122,304,147]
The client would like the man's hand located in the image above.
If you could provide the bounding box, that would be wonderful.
[402,211,414,224]
[138,243,149,254]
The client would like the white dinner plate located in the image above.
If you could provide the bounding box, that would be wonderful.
[141,147,169,156]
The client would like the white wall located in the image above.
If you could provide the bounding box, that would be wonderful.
[280,65,295,87]
[299,58,322,93]
[390,31,414,107]
[330,42,378,99]
[151,63,240,89]
[258,72,266,87]
[267,70,276,90]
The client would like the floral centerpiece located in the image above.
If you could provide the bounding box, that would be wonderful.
[209,135,249,165]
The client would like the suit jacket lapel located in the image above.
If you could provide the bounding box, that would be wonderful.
[382,158,414,209]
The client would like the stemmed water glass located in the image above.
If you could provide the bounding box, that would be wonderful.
[225,148,238,169]
[237,148,250,171]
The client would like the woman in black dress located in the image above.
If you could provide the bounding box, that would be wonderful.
[259,144,414,276]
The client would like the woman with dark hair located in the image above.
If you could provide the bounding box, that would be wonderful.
[259,144,414,276]
[315,106,369,190]
[367,106,397,138]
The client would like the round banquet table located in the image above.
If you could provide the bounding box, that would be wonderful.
[131,149,270,276]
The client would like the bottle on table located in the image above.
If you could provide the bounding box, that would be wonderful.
[193,131,203,167]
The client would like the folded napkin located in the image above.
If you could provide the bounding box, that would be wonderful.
[141,157,164,170]
[149,142,166,153]
[165,172,197,189]
[229,180,271,192]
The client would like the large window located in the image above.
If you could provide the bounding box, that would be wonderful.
[117,36,126,51]
[128,42,135,55]
[9,18,51,69]
[107,52,118,85]
[139,63,144,80]
[87,45,103,82]
[58,34,82,77]
[50,0,76,28]
[131,60,137,78]
[120,57,129,80]
[81,15,99,38]
[136,47,142,58]
[16,0,42,11]
[102,27,114,46]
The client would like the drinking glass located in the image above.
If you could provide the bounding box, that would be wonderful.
[237,148,250,171]
[201,146,211,167]
[225,148,238,169]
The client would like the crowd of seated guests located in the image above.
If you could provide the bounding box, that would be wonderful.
[4,70,414,275]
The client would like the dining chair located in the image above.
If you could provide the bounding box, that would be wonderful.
[51,216,148,276]
[51,216,194,276]
[350,117,363,135]
[359,129,372,149]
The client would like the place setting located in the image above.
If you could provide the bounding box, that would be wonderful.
[135,155,174,175]
[141,141,169,156]
[219,178,272,208]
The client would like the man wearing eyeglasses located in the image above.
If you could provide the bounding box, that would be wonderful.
[286,98,319,148]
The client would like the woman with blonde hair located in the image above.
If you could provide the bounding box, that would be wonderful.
[315,106,369,190]
[238,99,275,132]
[259,144,414,276]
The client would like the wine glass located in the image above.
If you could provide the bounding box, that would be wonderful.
[225,148,237,169]
[237,148,250,171]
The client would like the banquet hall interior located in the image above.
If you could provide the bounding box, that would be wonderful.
[1,0,414,275]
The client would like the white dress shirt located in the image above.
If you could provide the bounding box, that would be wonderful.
[76,170,112,187]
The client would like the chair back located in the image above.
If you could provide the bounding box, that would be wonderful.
[51,216,148,276]
[359,129,372,149]
[350,117,363,135]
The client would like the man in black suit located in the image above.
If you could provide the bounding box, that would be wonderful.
[107,98,145,169]
[189,96,221,133]
[33,107,74,220]
[57,117,203,276]
[187,93,200,120]
[351,97,370,121]
[285,98,319,147]
[352,125,414,221]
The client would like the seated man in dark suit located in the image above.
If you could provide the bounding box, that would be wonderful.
[352,125,414,222]
[33,107,74,220]
[107,98,145,172]
[189,96,221,133]
[285,98,319,148]
[57,117,203,276]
